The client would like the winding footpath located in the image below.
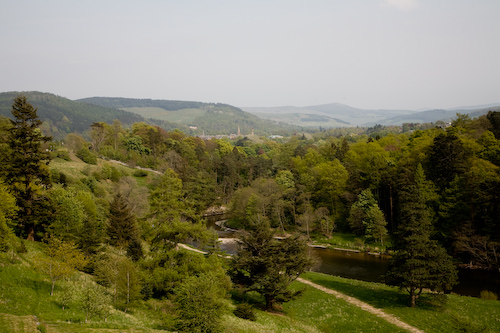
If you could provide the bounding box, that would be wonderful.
[296,278,425,333]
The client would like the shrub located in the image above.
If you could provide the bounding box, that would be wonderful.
[174,272,231,332]
[133,169,148,177]
[37,324,47,333]
[55,150,71,161]
[76,147,97,164]
[234,303,256,321]
[480,290,498,300]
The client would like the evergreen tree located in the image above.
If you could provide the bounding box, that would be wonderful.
[6,95,52,240]
[107,193,139,248]
[384,168,457,307]
[231,221,314,311]
[348,188,388,245]
[0,180,18,252]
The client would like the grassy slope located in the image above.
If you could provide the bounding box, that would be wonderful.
[301,271,500,333]
[120,107,206,124]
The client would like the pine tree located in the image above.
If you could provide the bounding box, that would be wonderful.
[384,168,457,307]
[6,95,52,240]
[107,193,139,249]
[231,221,314,311]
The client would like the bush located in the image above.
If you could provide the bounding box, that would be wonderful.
[55,150,71,161]
[480,290,498,300]
[133,169,148,177]
[37,324,47,333]
[234,303,256,321]
[76,147,97,165]
[174,272,231,332]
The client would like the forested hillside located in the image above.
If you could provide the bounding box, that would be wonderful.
[1,95,500,331]
[0,92,185,139]
[79,96,301,136]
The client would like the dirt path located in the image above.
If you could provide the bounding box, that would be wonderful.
[296,278,424,333]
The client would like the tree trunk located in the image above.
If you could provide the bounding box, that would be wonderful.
[27,225,35,241]
[410,294,416,308]
[265,296,274,311]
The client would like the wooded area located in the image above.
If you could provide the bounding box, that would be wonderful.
[1,95,499,330]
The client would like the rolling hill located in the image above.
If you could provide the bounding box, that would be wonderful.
[242,103,417,127]
[0,92,184,139]
[78,97,301,136]
[242,102,500,127]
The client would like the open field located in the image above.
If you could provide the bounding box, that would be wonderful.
[120,107,206,124]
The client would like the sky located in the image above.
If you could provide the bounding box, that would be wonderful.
[1,0,499,110]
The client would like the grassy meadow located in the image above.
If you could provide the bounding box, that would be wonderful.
[120,107,206,124]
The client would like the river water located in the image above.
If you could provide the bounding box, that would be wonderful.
[206,216,500,298]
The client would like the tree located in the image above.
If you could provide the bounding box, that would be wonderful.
[6,95,52,240]
[428,133,469,189]
[348,189,388,245]
[384,169,457,307]
[94,253,142,312]
[80,283,111,323]
[37,238,87,295]
[0,180,18,253]
[89,122,109,152]
[174,271,231,333]
[486,111,500,139]
[107,193,139,249]
[231,222,314,311]
[47,186,85,241]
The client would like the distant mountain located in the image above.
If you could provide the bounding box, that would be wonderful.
[79,97,300,136]
[242,102,500,127]
[242,103,416,127]
[365,106,500,126]
[445,103,500,111]
[0,92,183,139]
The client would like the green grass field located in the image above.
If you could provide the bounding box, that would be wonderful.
[120,107,206,124]
[301,271,500,332]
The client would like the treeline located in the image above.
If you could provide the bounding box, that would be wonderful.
[81,96,304,136]
[60,109,500,273]
[78,96,218,111]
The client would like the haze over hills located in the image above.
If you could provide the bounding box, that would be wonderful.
[0,92,300,139]
[78,97,301,136]
[242,102,500,127]
[2,92,499,138]
[0,91,163,139]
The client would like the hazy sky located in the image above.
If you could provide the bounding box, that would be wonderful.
[1,0,499,110]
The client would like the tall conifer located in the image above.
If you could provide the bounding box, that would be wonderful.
[6,95,52,240]
[107,193,139,249]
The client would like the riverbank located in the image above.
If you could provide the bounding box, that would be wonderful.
[214,218,388,255]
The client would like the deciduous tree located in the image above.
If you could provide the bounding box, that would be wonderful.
[37,238,87,295]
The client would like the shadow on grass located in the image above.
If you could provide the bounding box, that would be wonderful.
[304,276,448,311]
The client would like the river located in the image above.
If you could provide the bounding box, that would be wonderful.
[206,216,500,298]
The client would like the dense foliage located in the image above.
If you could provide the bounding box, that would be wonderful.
[1,94,500,331]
